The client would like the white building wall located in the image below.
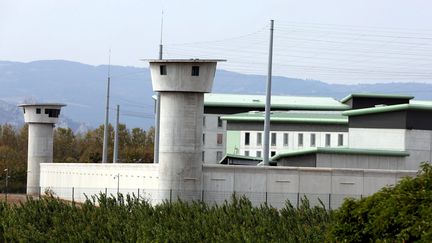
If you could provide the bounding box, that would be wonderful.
[202,165,415,208]
[239,130,348,157]
[405,129,432,170]
[349,128,406,150]
[317,154,406,170]
[202,114,226,163]
[40,163,160,203]
[40,163,416,208]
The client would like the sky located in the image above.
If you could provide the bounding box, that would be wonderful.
[1,0,432,84]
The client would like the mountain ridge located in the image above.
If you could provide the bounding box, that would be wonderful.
[1,60,431,129]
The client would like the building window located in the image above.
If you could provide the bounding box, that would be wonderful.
[325,134,331,147]
[310,133,316,147]
[217,116,223,128]
[271,151,276,157]
[203,116,206,127]
[191,66,200,76]
[23,108,26,114]
[244,150,250,156]
[283,133,289,146]
[202,151,205,162]
[298,133,303,147]
[217,133,223,145]
[202,133,205,145]
[160,65,167,75]
[45,109,61,118]
[271,133,277,146]
[338,134,343,146]
[256,151,262,158]
[257,132,262,146]
[216,151,223,162]
[36,108,41,114]
[245,132,250,145]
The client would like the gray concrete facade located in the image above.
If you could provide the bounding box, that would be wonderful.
[148,59,223,201]
[18,103,65,195]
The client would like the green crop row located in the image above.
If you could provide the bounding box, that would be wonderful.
[0,194,330,242]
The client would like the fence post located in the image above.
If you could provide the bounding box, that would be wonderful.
[296,192,300,208]
[38,186,41,199]
[105,187,107,196]
[328,193,332,210]
[169,189,172,203]
[137,188,140,199]
[265,191,268,204]
[72,187,75,203]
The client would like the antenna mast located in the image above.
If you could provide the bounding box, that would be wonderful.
[102,49,111,163]
[154,9,164,164]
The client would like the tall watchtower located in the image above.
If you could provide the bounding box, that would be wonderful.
[18,103,65,195]
[148,59,224,201]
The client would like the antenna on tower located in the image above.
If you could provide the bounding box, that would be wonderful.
[159,9,164,59]
[102,49,111,163]
[154,7,164,164]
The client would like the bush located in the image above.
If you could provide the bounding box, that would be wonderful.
[329,162,432,242]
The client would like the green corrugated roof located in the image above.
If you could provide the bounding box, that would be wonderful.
[221,111,348,125]
[219,153,263,164]
[410,100,432,106]
[271,147,409,160]
[340,93,414,103]
[343,103,432,117]
[204,93,349,110]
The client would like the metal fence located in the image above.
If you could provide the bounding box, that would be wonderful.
[17,186,366,209]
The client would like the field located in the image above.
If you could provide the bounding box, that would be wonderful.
[0,193,28,205]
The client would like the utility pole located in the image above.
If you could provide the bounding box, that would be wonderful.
[154,10,164,164]
[3,168,9,202]
[114,173,120,194]
[113,104,120,163]
[102,50,111,163]
[263,20,274,166]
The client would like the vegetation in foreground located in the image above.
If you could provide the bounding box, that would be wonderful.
[0,163,432,242]
[0,194,330,242]
[329,162,432,242]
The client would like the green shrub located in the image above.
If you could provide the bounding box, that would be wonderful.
[329,162,432,242]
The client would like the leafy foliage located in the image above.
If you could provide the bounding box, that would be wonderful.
[329,162,432,242]
[0,123,154,193]
[0,194,331,242]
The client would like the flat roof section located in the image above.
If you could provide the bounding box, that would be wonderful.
[204,93,349,110]
[219,153,263,164]
[18,103,66,107]
[271,147,409,161]
[340,93,414,103]
[145,59,226,63]
[343,103,432,117]
[221,110,348,125]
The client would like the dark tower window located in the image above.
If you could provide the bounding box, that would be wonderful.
[160,65,167,75]
[45,109,61,118]
[245,132,250,145]
[191,66,200,76]
[36,108,41,114]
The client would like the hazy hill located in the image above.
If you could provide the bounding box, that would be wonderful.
[1,60,431,129]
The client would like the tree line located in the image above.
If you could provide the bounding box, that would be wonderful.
[0,123,155,192]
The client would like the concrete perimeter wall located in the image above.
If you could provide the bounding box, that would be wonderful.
[40,163,416,208]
